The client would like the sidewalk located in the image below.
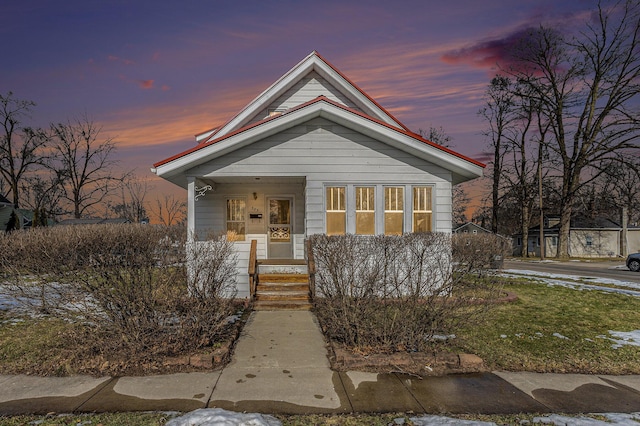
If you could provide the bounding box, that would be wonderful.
[1,311,639,415]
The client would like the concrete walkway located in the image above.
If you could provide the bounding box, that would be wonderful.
[1,310,640,415]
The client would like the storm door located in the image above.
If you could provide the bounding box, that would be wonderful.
[267,198,293,258]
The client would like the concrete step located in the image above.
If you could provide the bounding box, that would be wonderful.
[255,290,310,301]
[253,300,312,311]
[258,264,308,274]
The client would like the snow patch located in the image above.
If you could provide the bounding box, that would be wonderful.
[165,408,281,426]
[410,415,495,425]
[501,270,640,297]
[597,330,640,349]
[412,413,640,425]
[553,333,569,340]
[533,413,640,425]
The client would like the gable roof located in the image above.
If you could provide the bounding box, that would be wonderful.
[153,52,485,187]
[195,51,408,144]
[453,222,493,234]
[153,96,484,187]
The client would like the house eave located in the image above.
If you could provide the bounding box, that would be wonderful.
[154,98,484,188]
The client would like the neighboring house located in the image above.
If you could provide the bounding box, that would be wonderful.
[152,51,485,298]
[453,222,493,235]
[513,217,640,258]
[0,194,12,231]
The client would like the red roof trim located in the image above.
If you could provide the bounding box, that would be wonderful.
[153,96,485,169]
[153,97,323,168]
[314,51,412,132]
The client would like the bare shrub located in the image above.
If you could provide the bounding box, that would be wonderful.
[309,233,503,354]
[0,224,241,366]
[452,233,512,275]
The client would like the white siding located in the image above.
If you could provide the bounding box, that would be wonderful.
[188,117,453,235]
[248,72,361,125]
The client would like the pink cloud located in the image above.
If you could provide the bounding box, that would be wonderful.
[138,79,154,89]
[441,27,541,71]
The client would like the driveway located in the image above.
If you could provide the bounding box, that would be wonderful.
[504,259,640,284]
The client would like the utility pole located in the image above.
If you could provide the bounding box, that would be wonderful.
[538,145,545,260]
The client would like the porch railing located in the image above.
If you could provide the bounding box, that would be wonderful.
[306,239,316,299]
[248,239,258,298]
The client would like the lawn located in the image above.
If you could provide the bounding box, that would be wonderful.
[449,279,640,374]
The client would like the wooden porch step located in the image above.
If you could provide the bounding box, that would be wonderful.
[256,290,310,301]
[258,273,309,283]
[252,259,311,310]
[256,282,309,292]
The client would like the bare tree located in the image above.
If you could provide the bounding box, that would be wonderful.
[480,76,516,234]
[452,184,470,225]
[504,1,640,257]
[19,172,66,225]
[111,174,150,223]
[50,116,120,218]
[153,193,186,225]
[0,92,48,208]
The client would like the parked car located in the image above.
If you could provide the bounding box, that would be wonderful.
[627,253,640,272]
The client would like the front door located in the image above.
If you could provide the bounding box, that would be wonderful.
[267,198,293,258]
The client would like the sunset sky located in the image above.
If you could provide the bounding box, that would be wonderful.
[1,0,597,213]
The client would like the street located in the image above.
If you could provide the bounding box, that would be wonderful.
[504,259,640,284]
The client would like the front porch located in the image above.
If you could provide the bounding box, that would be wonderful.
[188,176,308,298]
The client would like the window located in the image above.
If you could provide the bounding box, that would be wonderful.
[226,198,246,241]
[517,237,523,246]
[326,187,345,235]
[355,186,375,235]
[551,236,558,246]
[412,186,432,232]
[385,187,404,235]
[324,184,437,235]
[586,235,593,246]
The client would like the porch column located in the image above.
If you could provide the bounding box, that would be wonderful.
[187,176,196,239]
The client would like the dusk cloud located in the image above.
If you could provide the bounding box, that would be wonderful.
[139,79,154,89]
[441,27,540,72]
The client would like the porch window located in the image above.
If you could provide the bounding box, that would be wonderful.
[355,186,375,235]
[226,198,246,241]
[326,187,345,235]
[412,186,432,232]
[384,186,404,235]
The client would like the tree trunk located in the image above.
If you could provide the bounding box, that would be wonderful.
[492,145,500,234]
[11,181,19,208]
[556,202,572,258]
[521,204,530,257]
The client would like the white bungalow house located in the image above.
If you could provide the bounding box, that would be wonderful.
[152,52,484,298]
